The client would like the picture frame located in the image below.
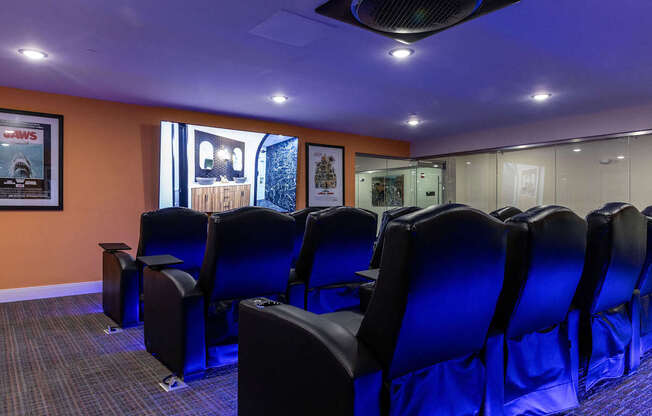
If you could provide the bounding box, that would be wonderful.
[306,143,344,207]
[0,108,63,210]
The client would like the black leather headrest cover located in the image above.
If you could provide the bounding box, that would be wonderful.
[137,207,208,275]
[370,206,421,269]
[490,206,523,222]
[289,207,323,265]
[577,202,647,313]
[294,207,377,288]
[358,204,508,379]
[639,206,652,295]
[197,207,295,301]
[498,206,587,338]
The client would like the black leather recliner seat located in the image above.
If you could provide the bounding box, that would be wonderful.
[359,206,421,312]
[490,206,523,222]
[573,202,646,390]
[490,206,587,415]
[100,207,208,328]
[369,206,421,269]
[637,206,652,354]
[143,207,295,380]
[287,206,377,313]
[239,204,509,415]
[288,207,322,267]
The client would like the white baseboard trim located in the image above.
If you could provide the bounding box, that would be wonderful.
[0,281,102,303]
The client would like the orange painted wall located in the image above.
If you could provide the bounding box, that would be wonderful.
[0,86,409,290]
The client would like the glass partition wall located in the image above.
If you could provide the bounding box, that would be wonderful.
[356,133,652,225]
[421,133,652,218]
[355,155,443,232]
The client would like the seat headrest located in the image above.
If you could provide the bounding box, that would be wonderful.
[638,205,652,295]
[496,205,587,338]
[289,207,323,222]
[137,207,208,276]
[198,206,295,301]
[369,206,422,269]
[578,202,647,313]
[490,206,523,222]
[308,206,376,222]
[294,206,377,288]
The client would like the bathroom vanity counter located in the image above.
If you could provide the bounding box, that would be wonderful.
[191,183,251,213]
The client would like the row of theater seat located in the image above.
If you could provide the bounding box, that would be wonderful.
[239,202,652,416]
[100,205,379,380]
[99,201,652,415]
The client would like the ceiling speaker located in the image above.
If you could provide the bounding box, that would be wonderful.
[316,0,519,43]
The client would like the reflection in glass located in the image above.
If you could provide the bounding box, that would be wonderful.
[556,138,628,217]
[498,147,555,211]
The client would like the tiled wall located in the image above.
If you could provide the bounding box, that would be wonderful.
[194,129,245,181]
[264,138,298,211]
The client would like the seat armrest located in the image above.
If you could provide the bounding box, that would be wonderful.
[239,299,383,416]
[286,268,307,309]
[102,250,139,327]
[137,254,183,270]
[143,268,206,380]
[99,242,131,252]
[359,281,376,313]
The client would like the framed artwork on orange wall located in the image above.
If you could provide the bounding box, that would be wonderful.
[0,108,63,210]
[306,143,344,207]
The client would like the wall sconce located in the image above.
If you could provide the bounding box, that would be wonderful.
[217,147,230,160]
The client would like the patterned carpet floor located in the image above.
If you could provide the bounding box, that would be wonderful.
[0,293,650,415]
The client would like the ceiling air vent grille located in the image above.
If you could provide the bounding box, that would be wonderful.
[316,0,519,43]
[352,0,479,34]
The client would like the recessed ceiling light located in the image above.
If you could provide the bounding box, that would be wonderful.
[18,49,48,60]
[406,117,421,127]
[389,48,414,59]
[465,161,472,165]
[617,155,625,159]
[531,93,552,102]
[271,95,288,104]
[573,148,582,152]
[433,164,439,168]
[1,143,9,147]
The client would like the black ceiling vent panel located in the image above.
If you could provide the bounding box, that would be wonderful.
[316,0,519,43]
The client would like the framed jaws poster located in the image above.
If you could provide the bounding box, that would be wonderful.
[306,143,344,207]
[0,108,63,210]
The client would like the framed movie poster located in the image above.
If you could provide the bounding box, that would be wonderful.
[306,143,344,207]
[0,108,63,210]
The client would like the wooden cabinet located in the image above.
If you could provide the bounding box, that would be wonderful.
[191,184,251,213]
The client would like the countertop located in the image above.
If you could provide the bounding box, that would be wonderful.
[190,181,250,189]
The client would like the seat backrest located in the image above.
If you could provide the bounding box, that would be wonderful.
[637,206,652,295]
[490,206,523,222]
[137,207,208,277]
[294,207,377,288]
[197,206,295,302]
[357,204,508,379]
[575,203,647,314]
[370,206,421,269]
[495,206,586,339]
[289,207,323,267]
